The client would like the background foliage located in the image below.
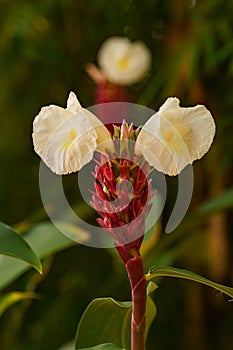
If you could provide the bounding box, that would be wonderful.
[0,0,233,349]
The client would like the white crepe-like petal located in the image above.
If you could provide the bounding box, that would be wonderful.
[66,91,82,112]
[66,92,114,155]
[97,37,152,85]
[135,97,216,176]
[32,92,114,174]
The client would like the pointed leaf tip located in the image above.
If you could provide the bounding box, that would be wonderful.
[0,222,42,273]
[146,266,233,299]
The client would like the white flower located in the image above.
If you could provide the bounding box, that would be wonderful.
[97,36,152,85]
[33,93,215,177]
[135,97,216,176]
[32,92,114,175]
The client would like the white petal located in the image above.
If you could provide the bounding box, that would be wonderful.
[32,104,73,160]
[158,98,216,160]
[32,92,114,174]
[40,114,97,175]
[135,98,216,176]
[97,36,152,85]
[67,91,115,155]
[67,91,82,113]
[78,106,115,155]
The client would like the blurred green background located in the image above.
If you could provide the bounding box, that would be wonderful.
[0,0,233,349]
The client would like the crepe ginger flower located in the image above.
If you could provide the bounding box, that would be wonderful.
[32,92,114,175]
[33,92,215,177]
[135,97,216,176]
[97,36,152,85]
[32,92,215,350]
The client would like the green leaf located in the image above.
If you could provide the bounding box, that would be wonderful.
[59,342,124,350]
[0,291,39,316]
[78,344,124,350]
[75,298,131,350]
[75,295,157,350]
[0,222,87,290]
[197,187,233,215]
[0,222,42,273]
[146,281,157,338]
[146,281,158,295]
[146,295,157,339]
[146,266,233,299]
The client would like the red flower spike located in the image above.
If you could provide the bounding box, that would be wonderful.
[94,182,108,200]
[91,122,154,258]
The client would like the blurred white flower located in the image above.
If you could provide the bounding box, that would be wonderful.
[97,36,152,85]
[135,97,216,176]
[32,92,114,175]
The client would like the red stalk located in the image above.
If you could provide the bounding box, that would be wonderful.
[125,254,147,350]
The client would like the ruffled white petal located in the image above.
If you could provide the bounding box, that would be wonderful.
[66,91,114,155]
[32,92,114,174]
[97,37,152,85]
[135,98,216,176]
[66,91,82,112]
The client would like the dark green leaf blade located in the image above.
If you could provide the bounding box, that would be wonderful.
[75,294,157,350]
[75,298,131,350]
[78,344,124,350]
[0,222,42,273]
[0,222,85,290]
[146,266,233,299]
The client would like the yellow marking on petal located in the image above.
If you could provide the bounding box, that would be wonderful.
[63,128,77,149]
[118,58,129,69]
[163,129,174,143]
[162,128,183,153]
[69,128,77,141]
[161,122,191,153]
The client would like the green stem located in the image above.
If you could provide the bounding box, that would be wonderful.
[125,254,147,350]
